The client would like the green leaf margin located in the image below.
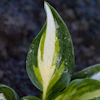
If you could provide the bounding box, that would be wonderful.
[0,84,19,100]
[21,96,41,100]
[72,64,100,80]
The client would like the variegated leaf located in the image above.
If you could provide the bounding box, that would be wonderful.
[0,84,19,100]
[72,64,100,81]
[26,1,74,100]
[52,79,100,100]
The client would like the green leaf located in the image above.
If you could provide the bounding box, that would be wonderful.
[53,79,100,100]
[26,1,74,100]
[0,84,19,100]
[21,96,41,100]
[89,97,100,100]
[72,64,100,81]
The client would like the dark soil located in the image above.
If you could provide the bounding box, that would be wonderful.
[0,0,100,98]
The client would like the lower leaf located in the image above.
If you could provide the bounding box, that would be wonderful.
[72,64,100,81]
[0,84,19,100]
[89,97,100,100]
[52,79,100,100]
[21,96,41,100]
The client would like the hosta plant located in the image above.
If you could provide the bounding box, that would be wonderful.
[0,1,100,100]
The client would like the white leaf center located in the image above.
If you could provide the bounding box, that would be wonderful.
[90,72,100,81]
[38,2,56,99]
[0,93,6,100]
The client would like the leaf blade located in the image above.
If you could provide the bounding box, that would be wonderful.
[72,64,100,81]
[44,2,75,99]
[21,96,40,100]
[53,79,100,100]
[0,84,19,100]
[26,23,47,91]
[26,1,75,99]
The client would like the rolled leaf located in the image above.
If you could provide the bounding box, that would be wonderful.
[0,84,19,100]
[53,79,100,100]
[26,1,74,100]
[72,64,100,81]
[21,96,41,100]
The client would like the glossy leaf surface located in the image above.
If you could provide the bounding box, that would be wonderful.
[53,79,100,100]
[0,84,19,100]
[26,1,74,100]
[72,64,100,81]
